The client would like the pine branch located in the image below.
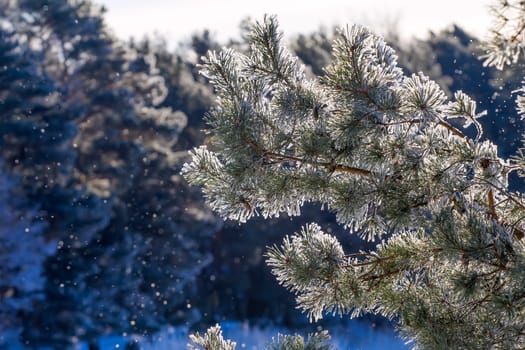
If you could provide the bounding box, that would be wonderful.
[263,150,372,176]
[185,14,525,349]
[437,119,467,139]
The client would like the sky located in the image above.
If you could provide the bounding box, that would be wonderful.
[97,0,494,47]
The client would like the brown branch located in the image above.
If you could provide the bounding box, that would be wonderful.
[334,82,471,143]
[437,119,467,139]
[346,252,375,258]
[236,121,372,176]
[487,189,498,220]
[350,256,394,267]
[263,150,372,177]
[509,18,525,43]
[510,224,524,240]
[330,164,372,176]
[475,169,525,241]
[476,159,525,240]
[477,177,525,212]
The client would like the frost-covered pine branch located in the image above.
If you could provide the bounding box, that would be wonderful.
[481,0,525,69]
[183,13,525,350]
[265,331,332,350]
[187,325,331,350]
[188,324,236,350]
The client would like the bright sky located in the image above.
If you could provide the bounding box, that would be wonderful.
[97,0,494,46]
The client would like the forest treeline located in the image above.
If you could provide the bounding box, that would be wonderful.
[0,1,523,349]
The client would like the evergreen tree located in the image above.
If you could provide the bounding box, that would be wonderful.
[291,30,334,77]
[131,34,217,151]
[184,11,525,349]
[1,1,219,347]
[0,23,77,193]
[0,160,51,349]
[0,19,110,348]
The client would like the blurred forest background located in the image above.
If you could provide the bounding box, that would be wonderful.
[0,1,524,349]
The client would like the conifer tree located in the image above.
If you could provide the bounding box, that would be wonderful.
[0,16,112,348]
[184,9,525,349]
[0,160,52,350]
[1,1,219,347]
